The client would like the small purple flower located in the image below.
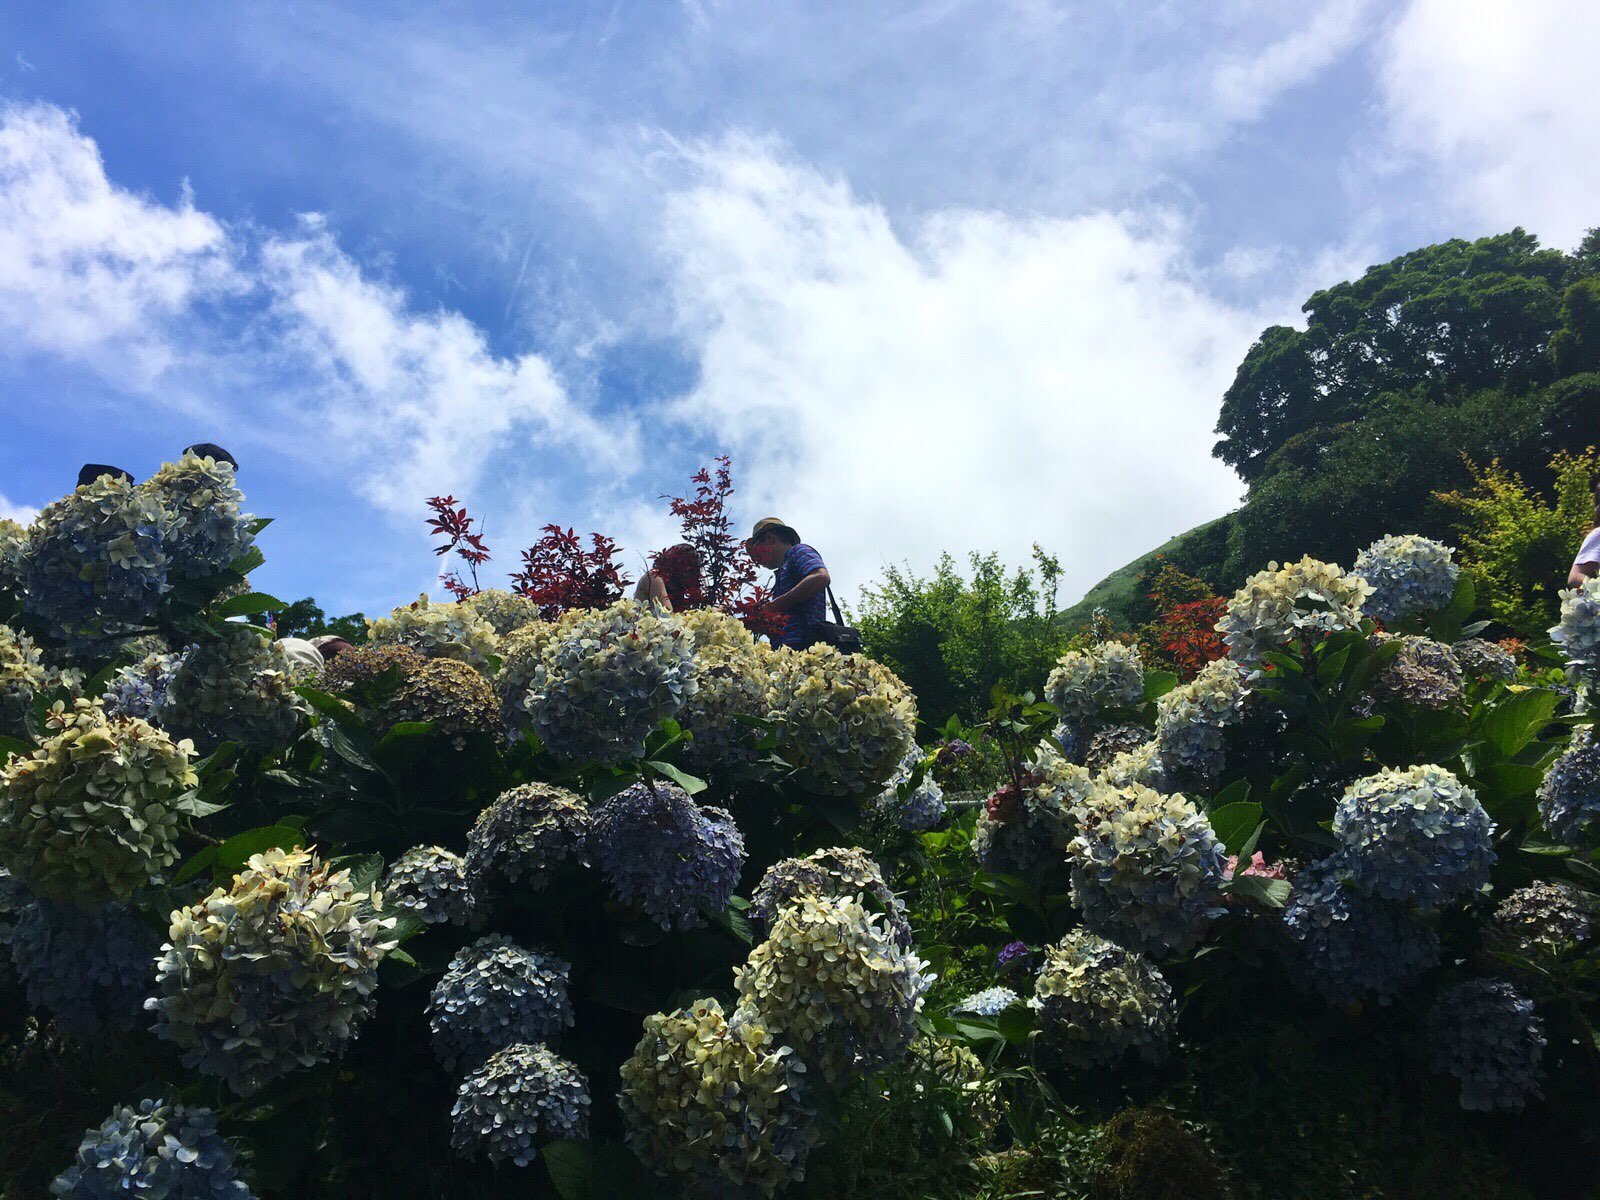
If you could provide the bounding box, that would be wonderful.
[937,739,974,763]
[997,941,1032,975]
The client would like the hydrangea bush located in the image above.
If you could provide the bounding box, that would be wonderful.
[675,611,774,773]
[1426,979,1546,1111]
[465,781,591,892]
[1281,858,1440,1005]
[1031,930,1175,1068]
[4,898,156,1035]
[1152,658,1247,778]
[1550,577,1600,686]
[876,745,947,831]
[750,845,911,948]
[52,1098,253,1200]
[142,453,255,584]
[1045,641,1144,722]
[1537,725,1600,845]
[1218,555,1371,667]
[381,845,478,927]
[766,644,917,795]
[1352,534,1459,624]
[100,649,184,722]
[449,1043,589,1168]
[589,782,745,930]
[161,626,308,753]
[427,933,574,1073]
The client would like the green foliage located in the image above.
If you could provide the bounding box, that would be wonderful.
[857,547,1067,725]
[1092,1108,1233,1200]
[273,595,367,641]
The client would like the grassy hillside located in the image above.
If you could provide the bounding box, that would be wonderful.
[1058,514,1233,629]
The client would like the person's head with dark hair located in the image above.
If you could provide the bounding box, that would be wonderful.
[744,518,799,569]
[182,443,238,470]
[77,464,134,488]
[651,543,705,608]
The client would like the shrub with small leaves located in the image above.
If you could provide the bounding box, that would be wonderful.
[1066,781,1227,957]
[367,594,500,671]
[1093,1108,1233,1200]
[1281,858,1439,1005]
[1352,534,1460,624]
[5,898,156,1035]
[161,626,308,753]
[1045,641,1144,723]
[1218,556,1371,668]
[1333,765,1495,910]
[382,845,478,927]
[1537,725,1600,845]
[383,657,501,738]
[1152,658,1247,779]
[750,846,911,947]
[1031,930,1175,1069]
[735,892,931,1084]
[427,933,573,1073]
[465,782,591,893]
[450,1042,589,1168]
[589,782,745,930]
[148,847,394,1095]
[0,699,194,906]
[767,643,917,796]
[1426,979,1545,1111]
[51,1097,253,1200]
[876,745,947,831]
[619,998,818,1197]
[141,453,254,584]
[1550,576,1600,685]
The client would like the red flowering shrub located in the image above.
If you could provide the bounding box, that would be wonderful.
[661,456,786,639]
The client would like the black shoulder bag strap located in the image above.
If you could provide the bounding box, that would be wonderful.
[826,585,846,625]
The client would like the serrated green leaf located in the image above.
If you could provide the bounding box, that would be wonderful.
[214,592,288,618]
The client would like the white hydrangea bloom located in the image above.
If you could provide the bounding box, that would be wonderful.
[1218,556,1371,668]
[1153,658,1248,778]
[1045,641,1144,722]
[1551,577,1600,686]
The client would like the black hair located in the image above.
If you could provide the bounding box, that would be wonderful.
[183,443,238,469]
[77,464,134,487]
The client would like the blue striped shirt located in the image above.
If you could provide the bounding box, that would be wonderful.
[774,542,827,648]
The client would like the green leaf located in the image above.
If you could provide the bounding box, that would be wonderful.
[170,845,219,886]
[246,517,274,535]
[215,825,306,874]
[295,686,365,732]
[1211,778,1251,808]
[385,947,419,968]
[643,760,707,796]
[544,1141,593,1200]
[335,852,386,893]
[1142,670,1179,700]
[173,794,231,819]
[1316,645,1351,686]
[1206,801,1264,856]
[1479,689,1560,758]
[0,735,32,761]
[213,592,288,617]
[1222,873,1292,908]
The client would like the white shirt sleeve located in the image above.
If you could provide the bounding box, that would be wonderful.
[1574,526,1600,569]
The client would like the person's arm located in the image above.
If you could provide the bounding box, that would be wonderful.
[768,567,830,612]
[1569,561,1597,587]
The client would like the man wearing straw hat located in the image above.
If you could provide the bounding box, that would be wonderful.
[745,517,831,649]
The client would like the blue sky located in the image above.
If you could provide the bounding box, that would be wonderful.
[2,1,1596,618]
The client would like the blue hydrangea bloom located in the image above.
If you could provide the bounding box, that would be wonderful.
[1333,765,1495,910]
[997,940,1031,974]
[450,1043,590,1168]
[953,986,1021,1016]
[4,899,154,1035]
[876,746,946,831]
[427,934,574,1073]
[1426,979,1545,1111]
[1052,720,1086,762]
[1282,858,1439,1005]
[1352,534,1459,624]
[101,651,184,723]
[141,454,255,583]
[52,1097,253,1199]
[589,782,746,930]
[1538,726,1600,845]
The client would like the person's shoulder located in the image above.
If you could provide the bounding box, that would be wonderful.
[1579,525,1600,563]
[792,542,825,567]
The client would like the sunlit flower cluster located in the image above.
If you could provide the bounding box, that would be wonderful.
[52,1098,253,1200]
[1333,765,1495,909]
[589,782,745,930]
[751,845,911,948]
[1031,930,1175,1068]
[1370,635,1464,710]
[384,657,501,739]
[767,643,917,795]
[142,453,254,583]
[100,649,184,723]
[466,782,591,893]
[1352,534,1459,624]
[161,626,309,753]
[323,642,426,696]
[1083,723,1150,773]
[520,601,698,763]
[1045,641,1144,722]
[1426,979,1545,1112]
[382,845,478,927]
[619,998,817,1197]
[1537,726,1600,845]
[952,986,1022,1017]
[1066,781,1227,957]
[0,518,26,593]
[1281,859,1439,1005]
[0,699,194,905]
[428,933,574,1073]
[736,892,932,1084]
[676,609,774,772]
[1098,739,1171,791]
[450,1042,589,1168]
[1218,556,1371,667]
[148,847,395,1095]
[5,898,156,1035]
[1550,576,1600,686]
[459,588,542,636]
[0,622,48,727]
[1152,658,1247,778]
[18,476,172,644]
[876,744,947,831]
[367,594,500,672]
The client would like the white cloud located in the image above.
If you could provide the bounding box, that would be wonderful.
[1379,0,1600,248]
[650,137,1260,602]
[0,493,39,524]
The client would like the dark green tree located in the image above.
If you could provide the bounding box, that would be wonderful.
[272,596,366,641]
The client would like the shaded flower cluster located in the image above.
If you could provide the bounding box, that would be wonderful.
[0,622,48,730]
[1537,725,1600,845]
[1483,880,1599,989]
[1369,635,1465,710]
[1426,979,1545,1111]
[0,518,26,593]
[767,644,917,795]
[142,453,255,584]
[1551,576,1600,685]
[751,845,911,948]
[161,626,308,753]
[1333,765,1495,909]
[427,933,574,1073]
[619,998,818,1197]
[876,745,947,831]
[1452,637,1518,681]
[1218,556,1371,667]
[100,649,184,723]
[971,746,1093,875]
[952,986,1022,1016]
[589,782,745,930]
[384,657,501,739]
[1083,723,1150,773]
[148,847,395,1095]
[1152,658,1247,778]
[0,699,194,905]
[1031,930,1175,1069]
[52,1097,253,1200]
[521,601,698,763]
[18,475,172,644]
[382,845,478,927]
[5,898,156,1035]
[450,1042,589,1168]
[1045,641,1144,722]
[367,594,500,672]
[1281,859,1439,1005]
[675,609,774,772]
[466,782,591,893]
[736,892,932,1084]
[1066,781,1227,957]
[1352,534,1459,624]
